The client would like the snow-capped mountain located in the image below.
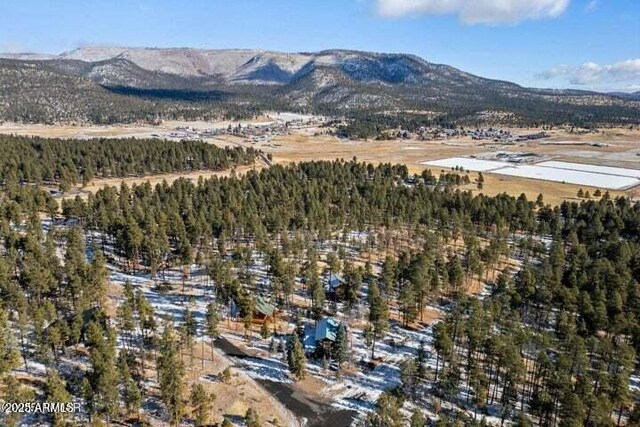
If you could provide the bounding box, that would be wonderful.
[52,46,512,88]
[0,46,638,124]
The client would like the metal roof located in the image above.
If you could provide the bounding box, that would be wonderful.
[314,317,341,342]
[325,273,345,292]
[254,296,275,316]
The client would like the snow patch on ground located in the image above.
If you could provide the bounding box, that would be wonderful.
[421,157,640,189]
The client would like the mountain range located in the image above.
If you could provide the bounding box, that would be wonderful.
[0,46,638,125]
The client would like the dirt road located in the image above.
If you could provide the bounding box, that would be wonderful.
[214,337,358,427]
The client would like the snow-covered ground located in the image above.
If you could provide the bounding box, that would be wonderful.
[537,160,640,178]
[420,157,507,172]
[421,157,640,189]
[220,318,440,418]
[100,229,448,424]
[24,224,527,425]
[496,164,639,189]
[266,112,320,123]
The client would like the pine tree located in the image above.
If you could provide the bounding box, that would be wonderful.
[332,323,348,374]
[63,226,89,314]
[135,289,156,376]
[514,413,533,427]
[399,281,417,326]
[0,307,19,376]
[180,308,197,365]
[190,383,214,426]
[88,248,109,309]
[343,263,363,308]
[117,281,136,348]
[243,297,254,341]
[416,340,428,380]
[367,391,404,427]
[85,321,119,422]
[303,249,323,317]
[2,375,35,427]
[158,323,186,426]
[311,279,325,319]
[205,302,220,360]
[261,321,270,340]
[287,334,306,380]
[326,251,340,280]
[221,367,232,383]
[381,256,397,295]
[447,255,464,294]
[433,322,452,382]
[400,358,418,398]
[44,371,72,427]
[367,282,389,359]
[410,409,426,427]
[118,354,142,417]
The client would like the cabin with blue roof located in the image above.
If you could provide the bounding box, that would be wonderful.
[324,273,346,300]
[315,317,340,342]
[303,316,343,357]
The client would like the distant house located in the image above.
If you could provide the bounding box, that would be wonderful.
[324,273,346,300]
[303,317,343,356]
[253,296,276,324]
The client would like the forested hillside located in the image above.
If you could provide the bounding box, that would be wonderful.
[1,48,639,126]
[1,158,640,425]
[0,60,261,124]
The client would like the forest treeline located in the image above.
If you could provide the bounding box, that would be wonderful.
[2,159,640,425]
[0,135,259,190]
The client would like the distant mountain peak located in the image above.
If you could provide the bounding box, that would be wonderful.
[53,46,454,85]
[0,46,638,125]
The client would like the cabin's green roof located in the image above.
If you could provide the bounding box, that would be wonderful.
[255,296,275,316]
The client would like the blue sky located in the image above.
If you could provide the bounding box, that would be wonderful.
[1,0,638,91]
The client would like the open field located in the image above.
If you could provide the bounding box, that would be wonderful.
[461,173,625,205]
[0,117,275,139]
[2,120,639,204]
[421,157,640,190]
[0,112,315,139]
[227,129,640,204]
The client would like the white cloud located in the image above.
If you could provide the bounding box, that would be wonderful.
[538,59,640,87]
[375,0,570,24]
[585,0,598,12]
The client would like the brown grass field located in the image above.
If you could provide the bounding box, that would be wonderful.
[223,128,639,206]
[2,120,639,206]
